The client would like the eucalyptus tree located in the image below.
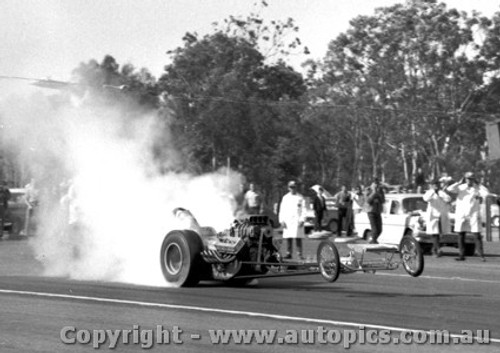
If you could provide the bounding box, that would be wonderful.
[158,30,307,200]
[312,0,488,184]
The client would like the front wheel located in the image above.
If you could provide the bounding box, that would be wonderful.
[160,230,204,287]
[317,240,340,282]
[399,235,424,277]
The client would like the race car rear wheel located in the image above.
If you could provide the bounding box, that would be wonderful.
[399,235,424,277]
[317,240,340,282]
[160,230,204,287]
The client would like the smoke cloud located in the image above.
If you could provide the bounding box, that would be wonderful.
[0,86,243,286]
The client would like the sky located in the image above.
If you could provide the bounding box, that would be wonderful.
[1,0,500,82]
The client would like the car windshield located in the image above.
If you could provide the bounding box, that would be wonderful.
[402,197,427,213]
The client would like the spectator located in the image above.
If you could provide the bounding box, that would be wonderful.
[60,179,85,259]
[243,183,263,215]
[311,185,327,232]
[366,178,385,244]
[346,192,355,236]
[352,186,365,213]
[60,179,81,229]
[23,178,40,236]
[423,179,451,257]
[0,181,11,238]
[279,180,306,260]
[333,185,352,236]
[350,185,365,236]
[446,172,489,261]
[415,168,426,194]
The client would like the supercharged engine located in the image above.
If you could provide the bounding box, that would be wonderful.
[202,216,280,280]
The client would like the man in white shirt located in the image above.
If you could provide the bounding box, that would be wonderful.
[279,180,306,260]
[446,172,489,261]
[423,179,451,257]
[351,186,365,213]
[243,183,263,215]
[24,178,40,236]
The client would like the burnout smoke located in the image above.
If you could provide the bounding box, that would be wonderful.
[0,87,243,286]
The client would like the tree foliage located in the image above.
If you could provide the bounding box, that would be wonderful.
[305,0,498,189]
[73,55,159,112]
[158,27,307,200]
[8,1,500,198]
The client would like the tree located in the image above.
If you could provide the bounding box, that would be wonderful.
[158,30,306,201]
[309,0,489,186]
[73,55,159,112]
[213,0,309,62]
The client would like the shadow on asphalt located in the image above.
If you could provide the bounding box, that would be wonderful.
[427,251,500,258]
[196,279,483,298]
[232,283,483,298]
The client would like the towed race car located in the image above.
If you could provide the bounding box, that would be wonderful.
[159,208,424,287]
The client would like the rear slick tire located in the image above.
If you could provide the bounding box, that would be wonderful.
[160,230,203,287]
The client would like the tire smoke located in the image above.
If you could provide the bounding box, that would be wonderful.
[0,87,243,286]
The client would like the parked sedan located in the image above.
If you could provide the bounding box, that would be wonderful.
[354,193,476,255]
[3,188,28,237]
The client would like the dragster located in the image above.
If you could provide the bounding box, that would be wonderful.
[160,208,424,287]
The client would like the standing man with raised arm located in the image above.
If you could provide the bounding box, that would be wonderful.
[446,172,489,261]
[366,178,385,244]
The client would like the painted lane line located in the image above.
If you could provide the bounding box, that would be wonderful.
[0,288,498,343]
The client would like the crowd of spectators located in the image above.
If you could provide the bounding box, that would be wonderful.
[266,168,494,261]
